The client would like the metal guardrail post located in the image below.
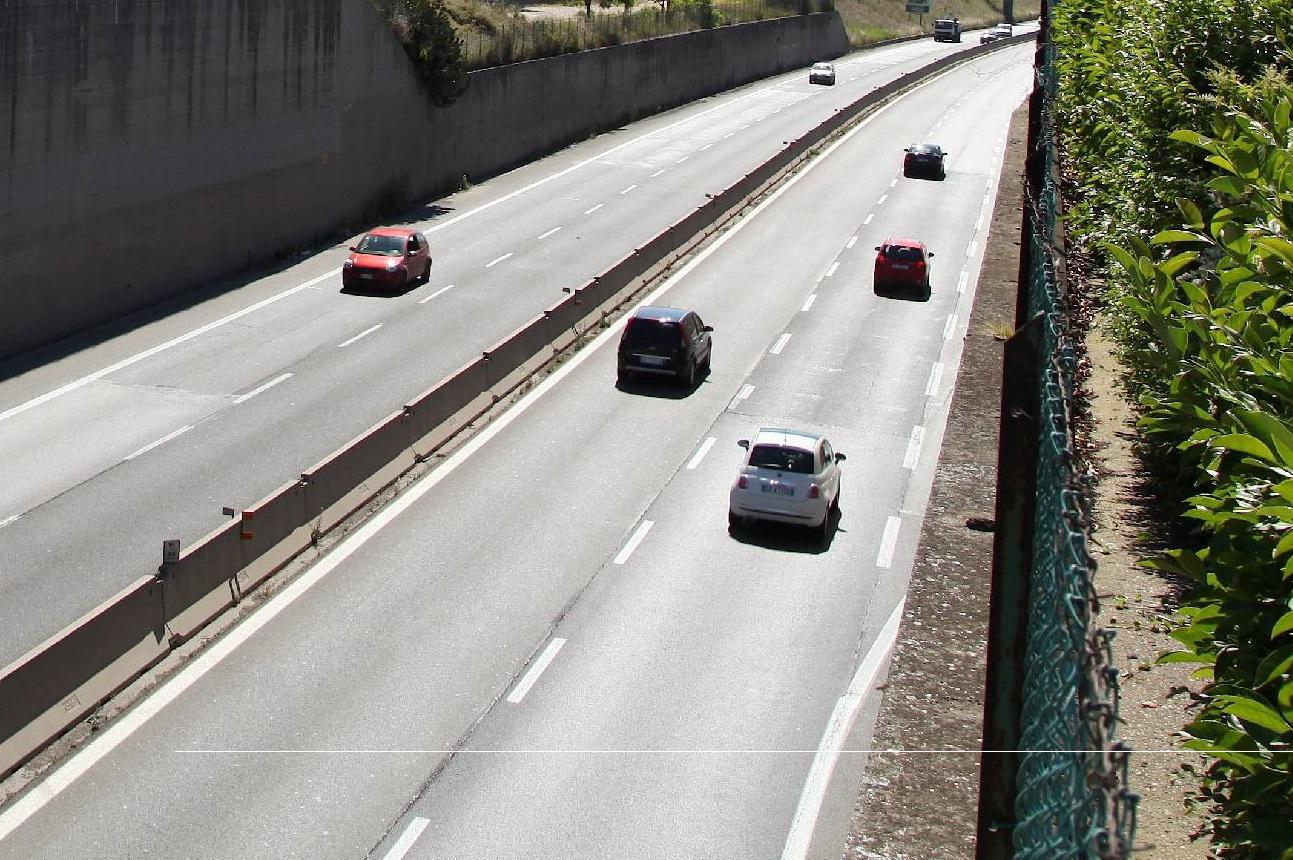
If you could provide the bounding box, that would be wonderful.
[974,312,1044,860]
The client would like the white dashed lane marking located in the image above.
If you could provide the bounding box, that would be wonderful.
[338,324,382,348]
[418,283,456,304]
[125,425,193,461]
[614,521,654,565]
[507,638,567,703]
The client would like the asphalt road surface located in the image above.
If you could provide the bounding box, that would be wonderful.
[0,42,1034,860]
[0,25,1034,669]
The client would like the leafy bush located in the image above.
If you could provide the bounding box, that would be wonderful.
[1108,86,1293,859]
[377,0,470,105]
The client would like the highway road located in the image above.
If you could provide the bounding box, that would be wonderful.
[0,24,1034,669]
[0,41,1035,859]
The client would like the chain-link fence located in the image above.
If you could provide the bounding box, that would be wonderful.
[460,0,835,70]
[976,3,1138,857]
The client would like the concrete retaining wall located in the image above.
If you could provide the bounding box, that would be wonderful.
[0,1,848,360]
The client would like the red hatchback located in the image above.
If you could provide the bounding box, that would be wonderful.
[874,237,933,298]
[342,227,431,291]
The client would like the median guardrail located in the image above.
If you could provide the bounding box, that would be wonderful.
[0,32,1036,784]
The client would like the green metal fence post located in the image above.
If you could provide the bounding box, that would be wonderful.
[974,312,1044,860]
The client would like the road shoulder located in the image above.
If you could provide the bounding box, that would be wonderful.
[844,102,1029,859]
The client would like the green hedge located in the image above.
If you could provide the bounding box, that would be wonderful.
[1052,0,1293,854]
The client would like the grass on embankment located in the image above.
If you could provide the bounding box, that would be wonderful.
[836,0,1038,45]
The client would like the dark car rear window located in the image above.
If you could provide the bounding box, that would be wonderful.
[749,445,815,474]
[356,234,405,255]
[623,318,683,348]
[883,245,924,262]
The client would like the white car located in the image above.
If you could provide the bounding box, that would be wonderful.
[809,62,836,86]
[728,428,845,540]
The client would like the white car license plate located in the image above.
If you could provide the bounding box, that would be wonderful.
[891,263,910,270]
[636,355,667,366]
[762,483,794,496]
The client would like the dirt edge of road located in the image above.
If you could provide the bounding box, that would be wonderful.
[841,104,1211,856]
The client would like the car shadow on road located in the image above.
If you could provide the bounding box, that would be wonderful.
[873,285,932,303]
[614,368,711,399]
[727,507,844,555]
[339,280,423,298]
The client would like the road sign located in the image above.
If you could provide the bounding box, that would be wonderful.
[162,539,180,564]
[906,0,931,12]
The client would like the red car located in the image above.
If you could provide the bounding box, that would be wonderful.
[874,237,933,298]
[342,227,431,291]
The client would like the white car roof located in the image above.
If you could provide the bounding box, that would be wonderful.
[752,427,822,451]
[813,62,833,69]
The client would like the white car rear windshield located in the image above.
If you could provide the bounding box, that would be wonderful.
[749,445,814,474]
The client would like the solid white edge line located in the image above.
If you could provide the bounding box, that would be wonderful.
[338,324,382,349]
[686,436,717,470]
[418,283,457,304]
[770,333,792,355]
[779,600,905,860]
[925,362,944,397]
[800,294,817,313]
[902,426,925,470]
[485,252,513,268]
[537,226,562,240]
[613,520,654,566]
[0,270,335,427]
[825,262,840,278]
[584,203,604,215]
[233,373,293,405]
[123,425,193,461]
[875,515,902,569]
[0,67,958,841]
[382,816,431,860]
[506,638,568,704]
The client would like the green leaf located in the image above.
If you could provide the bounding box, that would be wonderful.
[1210,433,1275,462]
[1214,694,1293,733]
[1254,645,1293,688]
[1152,229,1209,245]
[1273,611,1293,640]
[1234,409,1293,466]
[1158,650,1211,665]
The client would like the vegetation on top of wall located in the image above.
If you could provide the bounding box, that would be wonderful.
[373,0,470,105]
[1052,0,1293,853]
[376,0,1038,75]
[835,0,1039,47]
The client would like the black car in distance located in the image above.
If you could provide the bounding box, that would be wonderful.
[903,142,947,179]
[617,306,713,389]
